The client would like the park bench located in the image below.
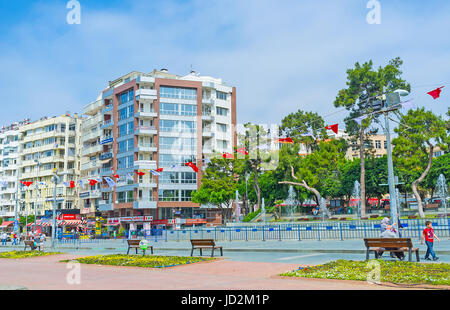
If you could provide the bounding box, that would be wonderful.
[364,238,420,262]
[24,240,40,251]
[190,239,223,257]
[423,203,439,212]
[126,239,153,255]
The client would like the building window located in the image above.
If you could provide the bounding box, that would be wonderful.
[384,141,387,149]
[216,107,228,116]
[180,172,196,184]
[160,86,197,100]
[160,102,178,115]
[160,172,179,184]
[216,91,227,100]
[217,123,227,133]
[181,190,193,201]
[375,140,381,149]
[180,104,196,116]
[159,189,179,202]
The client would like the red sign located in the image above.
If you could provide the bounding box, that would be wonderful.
[185,219,207,225]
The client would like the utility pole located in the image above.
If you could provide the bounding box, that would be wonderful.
[13,171,20,234]
[51,169,60,249]
[34,159,41,232]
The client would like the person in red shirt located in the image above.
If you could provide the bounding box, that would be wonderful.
[421,221,440,261]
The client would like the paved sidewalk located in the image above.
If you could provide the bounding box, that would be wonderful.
[0,254,405,290]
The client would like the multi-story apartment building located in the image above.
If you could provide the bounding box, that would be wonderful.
[0,121,26,219]
[347,133,388,159]
[18,115,83,217]
[81,69,236,228]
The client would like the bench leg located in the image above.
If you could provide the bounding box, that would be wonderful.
[151,247,153,255]
[127,247,130,255]
[191,248,194,257]
[211,248,214,258]
[136,248,138,255]
[200,248,202,256]
[416,250,420,262]
[366,248,370,260]
[374,251,379,259]
[220,248,223,256]
[408,249,412,262]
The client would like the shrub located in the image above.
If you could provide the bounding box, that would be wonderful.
[243,209,261,222]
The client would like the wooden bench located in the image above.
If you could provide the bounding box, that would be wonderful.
[126,239,153,255]
[24,240,40,251]
[424,203,439,212]
[190,239,223,257]
[364,238,420,262]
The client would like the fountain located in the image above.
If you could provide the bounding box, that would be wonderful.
[261,198,266,225]
[319,197,327,222]
[436,174,448,218]
[353,181,361,219]
[284,186,298,222]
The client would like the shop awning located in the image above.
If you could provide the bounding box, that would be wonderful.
[61,220,83,227]
[0,221,13,228]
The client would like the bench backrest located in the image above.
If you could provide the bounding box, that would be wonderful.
[24,240,34,246]
[424,203,438,208]
[191,239,215,246]
[127,239,141,246]
[364,238,413,248]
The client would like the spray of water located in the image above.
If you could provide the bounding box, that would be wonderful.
[436,174,448,217]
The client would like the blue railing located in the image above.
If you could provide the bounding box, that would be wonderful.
[122,218,450,242]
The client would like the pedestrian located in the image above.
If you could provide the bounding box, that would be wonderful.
[378,224,404,260]
[1,232,7,245]
[39,233,46,251]
[11,232,17,245]
[421,221,440,261]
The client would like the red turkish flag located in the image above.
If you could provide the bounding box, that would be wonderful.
[136,171,146,176]
[155,168,164,173]
[222,152,235,159]
[89,179,98,186]
[22,181,33,187]
[70,181,75,189]
[236,147,249,155]
[113,174,120,179]
[186,162,199,173]
[277,137,294,144]
[427,86,444,99]
[325,124,339,134]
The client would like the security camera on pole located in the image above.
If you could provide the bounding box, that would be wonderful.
[371,87,410,234]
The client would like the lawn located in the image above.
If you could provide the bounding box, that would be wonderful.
[281,259,450,286]
[62,254,215,268]
[0,251,62,259]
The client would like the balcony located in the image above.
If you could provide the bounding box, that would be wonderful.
[135,126,157,136]
[201,114,214,122]
[100,167,113,176]
[100,152,113,161]
[135,109,157,118]
[136,181,157,188]
[135,89,157,101]
[202,148,213,154]
[82,129,101,143]
[100,136,114,145]
[135,143,157,153]
[0,211,15,217]
[102,104,113,114]
[101,120,114,129]
[98,202,113,211]
[83,100,103,116]
[137,76,155,84]
[82,144,102,156]
[134,160,157,170]
[81,161,100,171]
[82,114,102,129]
[133,200,157,209]
[202,130,214,138]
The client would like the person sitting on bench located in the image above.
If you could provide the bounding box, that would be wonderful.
[377,224,405,260]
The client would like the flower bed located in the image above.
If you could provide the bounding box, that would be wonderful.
[281,259,450,286]
[62,254,215,268]
[0,251,61,259]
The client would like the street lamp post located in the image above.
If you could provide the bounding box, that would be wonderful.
[384,111,399,232]
[51,170,60,250]
[34,159,41,233]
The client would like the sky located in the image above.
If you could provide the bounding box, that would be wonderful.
[0,0,449,129]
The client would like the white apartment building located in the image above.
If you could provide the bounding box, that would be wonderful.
[18,115,83,217]
[0,122,25,219]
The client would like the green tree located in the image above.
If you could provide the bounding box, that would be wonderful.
[334,57,410,217]
[393,108,448,218]
[191,157,241,223]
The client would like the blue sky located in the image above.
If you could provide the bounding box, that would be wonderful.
[0,0,449,128]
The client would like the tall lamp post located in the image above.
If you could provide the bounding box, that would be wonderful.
[51,169,61,250]
[373,88,410,234]
[33,159,41,233]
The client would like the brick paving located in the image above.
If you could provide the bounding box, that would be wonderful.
[0,254,405,290]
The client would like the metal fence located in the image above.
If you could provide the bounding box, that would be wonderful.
[124,218,450,242]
